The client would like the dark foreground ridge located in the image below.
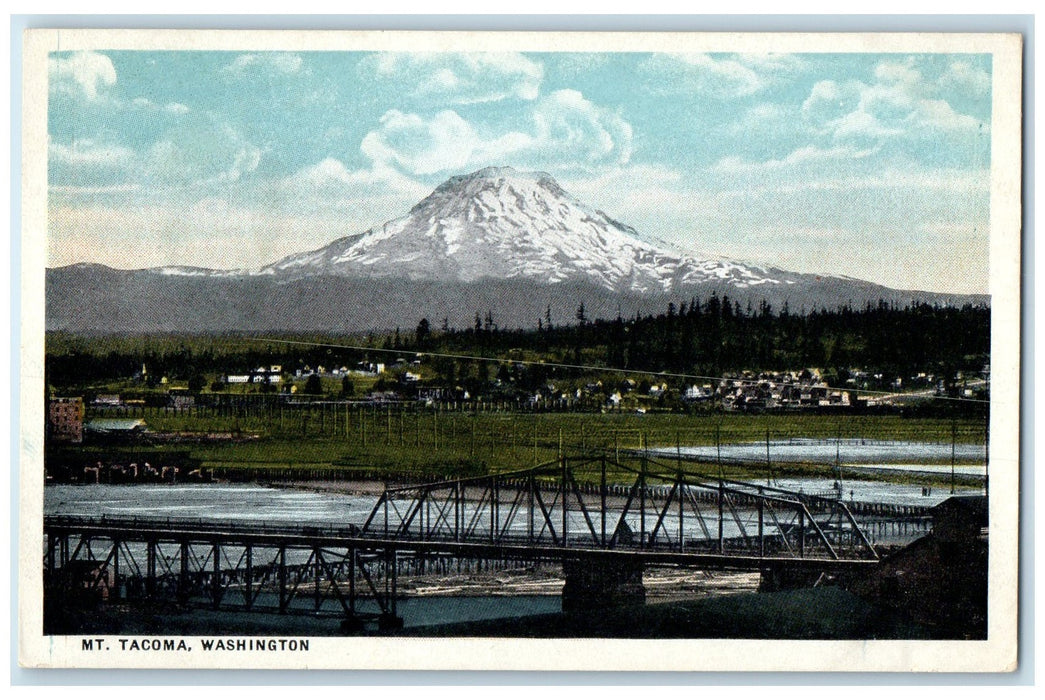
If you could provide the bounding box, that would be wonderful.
[406,586,932,639]
[53,586,933,640]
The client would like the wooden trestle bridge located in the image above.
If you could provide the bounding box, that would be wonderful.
[44,454,928,631]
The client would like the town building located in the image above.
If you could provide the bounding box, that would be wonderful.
[225,365,282,385]
[48,397,84,444]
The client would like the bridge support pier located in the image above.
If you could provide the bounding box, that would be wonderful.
[759,565,827,593]
[561,557,645,612]
[378,612,405,632]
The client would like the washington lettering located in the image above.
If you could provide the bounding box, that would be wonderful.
[200,638,309,652]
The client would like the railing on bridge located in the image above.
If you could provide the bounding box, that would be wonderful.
[43,455,900,633]
[43,515,409,632]
[361,454,879,562]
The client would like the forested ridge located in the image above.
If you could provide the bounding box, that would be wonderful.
[47,297,990,392]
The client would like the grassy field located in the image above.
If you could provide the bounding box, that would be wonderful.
[76,405,988,485]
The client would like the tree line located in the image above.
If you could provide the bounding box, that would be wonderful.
[433,297,990,383]
[46,296,989,393]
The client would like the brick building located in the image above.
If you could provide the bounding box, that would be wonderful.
[48,397,84,444]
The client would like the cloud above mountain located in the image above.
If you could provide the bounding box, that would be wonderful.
[358,89,632,177]
[49,50,117,100]
[363,52,543,104]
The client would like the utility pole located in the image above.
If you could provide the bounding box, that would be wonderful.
[984,406,990,496]
[765,428,772,486]
[716,424,723,479]
[533,417,538,466]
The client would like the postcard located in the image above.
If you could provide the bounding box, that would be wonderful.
[18,29,1022,672]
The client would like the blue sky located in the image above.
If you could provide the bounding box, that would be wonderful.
[48,49,992,293]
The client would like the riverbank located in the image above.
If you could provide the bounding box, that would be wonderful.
[405,585,933,639]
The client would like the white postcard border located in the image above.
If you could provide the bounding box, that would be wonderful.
[17,28,1024,673]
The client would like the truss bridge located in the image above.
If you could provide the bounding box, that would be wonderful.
[44,454,924,632]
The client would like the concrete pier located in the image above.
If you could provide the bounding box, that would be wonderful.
[561,557,645,612]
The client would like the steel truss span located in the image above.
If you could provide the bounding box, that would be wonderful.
[44,454,926,631]
[362,454,885,561]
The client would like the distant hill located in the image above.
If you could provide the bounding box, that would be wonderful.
[46,167,986,333]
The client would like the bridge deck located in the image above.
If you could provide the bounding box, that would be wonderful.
[44,515,880,572]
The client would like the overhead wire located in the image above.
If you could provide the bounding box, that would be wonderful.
[252,336,990,404]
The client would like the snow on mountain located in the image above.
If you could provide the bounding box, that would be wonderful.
[46,169,987,333]
[261,166,793,293]
[151,265,248,278]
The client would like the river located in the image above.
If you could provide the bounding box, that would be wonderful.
[651,438,987,466]
[45,475,951,632]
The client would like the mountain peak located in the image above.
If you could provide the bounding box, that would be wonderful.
[466,165,530,179]
[455,165,555,183]
[421,166,566,209]
[47,165,989,333]
[263,166,792,293]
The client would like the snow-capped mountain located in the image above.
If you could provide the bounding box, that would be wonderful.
[260,166,796,293]
[46,166,987,333]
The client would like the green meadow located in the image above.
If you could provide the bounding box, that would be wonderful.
[77,405,987,486]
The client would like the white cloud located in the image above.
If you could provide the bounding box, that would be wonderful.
[48,138,139,189]
[645,53,762,98]
[360,109,531,176]
[911,99,984,134]
[873,60,922,88]
[358,90,631,177]
[801,60,988,149]
[530,89,632,167]
[366,52,543,104]
[230,157,433,230]
[222,52,303,76]
[832,107,904,143]
[49,138,135,168]
[641,52,802,99]
[711,157,988,199]
[140,118,262,186]
[846,167,989,193]
[283,157,430,201]
[49,51,116,100]
[801,80,861,127]
[51,114,262,192]
[713,144,874,174]
[726,102,793,138]
[130,97,191,114]
[291,157,357,188]
[940,60,991,97]
[919,220,985,239]
[563,164,686,210]
[558,164,725,256]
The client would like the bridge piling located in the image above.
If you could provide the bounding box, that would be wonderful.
[561,556,645,613]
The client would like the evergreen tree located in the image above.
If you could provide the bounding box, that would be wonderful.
[304,373,323,395]
[416,318,431,347]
